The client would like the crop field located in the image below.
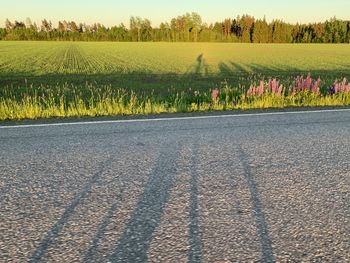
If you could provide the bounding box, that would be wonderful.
[1,41,350,88]
[1,41,350,120]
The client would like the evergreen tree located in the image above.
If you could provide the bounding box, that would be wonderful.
[1,14,350,43]
[239,15,255,43]
[253,18,269,43]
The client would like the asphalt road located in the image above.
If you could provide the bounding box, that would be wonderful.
[0,109,349,262]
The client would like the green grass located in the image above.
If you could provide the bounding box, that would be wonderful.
[1,86,349,120]
[1,41,350,120]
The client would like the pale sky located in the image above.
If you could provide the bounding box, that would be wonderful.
[1,0,348,27]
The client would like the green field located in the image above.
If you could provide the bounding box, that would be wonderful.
[1,42,350,120]
[1,42,350,89]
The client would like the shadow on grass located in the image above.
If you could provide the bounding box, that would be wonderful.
[219,61,350,79]
[1,56,349,98]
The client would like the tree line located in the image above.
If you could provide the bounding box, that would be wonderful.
[1,13,349,43]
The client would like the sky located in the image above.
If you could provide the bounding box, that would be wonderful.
[0,0,349,27]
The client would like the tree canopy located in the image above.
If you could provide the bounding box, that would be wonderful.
[1,14,349,43]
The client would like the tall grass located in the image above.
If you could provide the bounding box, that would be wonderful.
[1,75,350,121]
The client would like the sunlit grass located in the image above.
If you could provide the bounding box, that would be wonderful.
[1,80,349,121]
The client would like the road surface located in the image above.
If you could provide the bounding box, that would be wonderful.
[0,109,349,262]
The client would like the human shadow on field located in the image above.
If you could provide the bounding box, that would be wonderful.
[195,54,209,76]
[108,145,180,262]
[185,53,210,77]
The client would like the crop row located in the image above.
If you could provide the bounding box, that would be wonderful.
[1,42,350,76]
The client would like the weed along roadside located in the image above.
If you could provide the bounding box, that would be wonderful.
[0,74,349,121]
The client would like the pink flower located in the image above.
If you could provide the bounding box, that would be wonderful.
[247,85,255,97]
[267,79,272,92]
[345,84,350,93]
[277,84,283,96]
[334,80,339,94]
[271,79,278,94]
[257,80,264,96]
[311,78,320,94]
[211,89,219,101]
[341,78,347,92]
[304,73,312,90]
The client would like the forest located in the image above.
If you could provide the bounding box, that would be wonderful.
[1,12,349,43]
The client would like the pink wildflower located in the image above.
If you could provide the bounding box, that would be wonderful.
[267,79,272,92]
[271,79,278,94]
[311,78,320,95]
[304,73,312,90]
[247,84,255,97]
[257,80,264,96]
[211,89,219,101]
[334,80,339,94]
[277,84,283,96]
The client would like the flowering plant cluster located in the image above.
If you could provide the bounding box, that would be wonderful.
[330,78,350,95]
[246,74,350,97]
[289,74,320,96]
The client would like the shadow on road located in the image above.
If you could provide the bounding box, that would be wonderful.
[188,143,203,263]
[29,157,113,263]
[108,145,180,262]
[83,201,119,261]
[238,146,274,263]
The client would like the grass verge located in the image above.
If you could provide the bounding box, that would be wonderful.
[1,79,350,121]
